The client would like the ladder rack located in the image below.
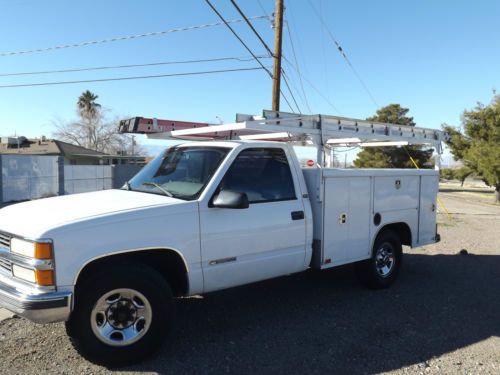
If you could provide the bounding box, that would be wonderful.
[119,110,448,154]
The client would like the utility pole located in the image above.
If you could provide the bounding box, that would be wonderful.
[272,0,284,111]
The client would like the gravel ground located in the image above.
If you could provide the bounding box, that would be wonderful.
[0,193,499,374]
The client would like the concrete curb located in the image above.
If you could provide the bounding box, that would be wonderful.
[0,308,14,322]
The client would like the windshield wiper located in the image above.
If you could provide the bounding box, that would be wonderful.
[141,182,174,197]
[123,181,132,191]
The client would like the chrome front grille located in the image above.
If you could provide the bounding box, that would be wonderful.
[0,232,12,273]
[0,232,10,249]
[0,257,11,273]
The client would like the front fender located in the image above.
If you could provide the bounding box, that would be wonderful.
[43,202,201,291]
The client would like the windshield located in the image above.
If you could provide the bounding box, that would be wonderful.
[126,146,230,200]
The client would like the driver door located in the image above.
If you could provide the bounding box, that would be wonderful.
[199,147,307,292]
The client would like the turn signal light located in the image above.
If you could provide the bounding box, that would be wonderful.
[34,242,53,260]
[35,270,55,286]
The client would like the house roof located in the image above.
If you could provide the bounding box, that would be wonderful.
[0,138,107,157]
[54,140,108,157]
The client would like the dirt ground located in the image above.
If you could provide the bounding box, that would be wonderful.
[0,191,499,374]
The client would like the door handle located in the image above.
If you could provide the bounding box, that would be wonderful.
[291,211,304,220]
[339,213,347,224]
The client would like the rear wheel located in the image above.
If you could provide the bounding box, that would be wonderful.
[66,264,174,367]
[356,230,402,289]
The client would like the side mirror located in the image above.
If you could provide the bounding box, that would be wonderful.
[212,190,249,209]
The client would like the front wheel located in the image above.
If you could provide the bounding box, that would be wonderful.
[66,264,174,367]
[356,230,402,289]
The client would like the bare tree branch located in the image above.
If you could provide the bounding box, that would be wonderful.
[51,91,145,156]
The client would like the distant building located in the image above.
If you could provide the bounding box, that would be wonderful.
[0,137,145,165]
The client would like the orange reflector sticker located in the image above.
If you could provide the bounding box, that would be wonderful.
[34,242,53,260]
[35,270,54,286]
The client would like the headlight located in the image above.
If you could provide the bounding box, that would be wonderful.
[10,238,53,259]
[12,264,54,286]
[12,264,36,283]
[10,238,55,287]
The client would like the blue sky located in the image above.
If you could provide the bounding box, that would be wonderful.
[1,0,499,161]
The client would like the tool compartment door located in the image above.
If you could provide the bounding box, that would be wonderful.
[418,174,439,245]
[374,176,419,212]
[323,176,371,266]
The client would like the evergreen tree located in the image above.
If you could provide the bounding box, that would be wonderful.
[443,95,500,202]
[353,104,434,168]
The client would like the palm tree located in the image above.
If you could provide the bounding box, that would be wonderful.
[77,90,101,120]
[77,90,101,149]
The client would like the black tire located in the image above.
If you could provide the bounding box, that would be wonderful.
[356,230,402,289]
[65,263,174,367]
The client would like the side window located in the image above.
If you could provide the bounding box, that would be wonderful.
[220,148,296,203]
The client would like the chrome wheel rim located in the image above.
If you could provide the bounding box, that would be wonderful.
[91,288,152,347]
[375,243,395,277]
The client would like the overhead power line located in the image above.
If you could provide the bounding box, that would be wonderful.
[279,89,295,112]
[0,15,271,57]
[284,21,312,113]
[204,0,295,113]
[281,69,301,113]
[230,0,274,57]
[280,68,306,110]
[256,0,269,17]
[306,0,379,108]
[230,0,302,113]
[282,55,341,114]
[0,55,270,77]
[204,0,296,113]
[0,66,266,89]
[204,0,273,78]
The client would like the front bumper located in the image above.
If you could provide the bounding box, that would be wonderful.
[0,279,72,323]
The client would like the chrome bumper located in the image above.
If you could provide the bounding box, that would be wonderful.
[0,280,72,323]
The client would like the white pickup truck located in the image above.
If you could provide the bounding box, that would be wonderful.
[0,112,444,366]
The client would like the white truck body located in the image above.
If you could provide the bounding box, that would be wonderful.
[0,111,444,365]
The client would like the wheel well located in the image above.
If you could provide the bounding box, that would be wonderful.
[75,249,189,297]
[377,222,412,247]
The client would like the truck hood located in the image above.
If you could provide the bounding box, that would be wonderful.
[0,189,181,239]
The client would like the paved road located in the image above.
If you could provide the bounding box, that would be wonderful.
[0,194,499,374]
